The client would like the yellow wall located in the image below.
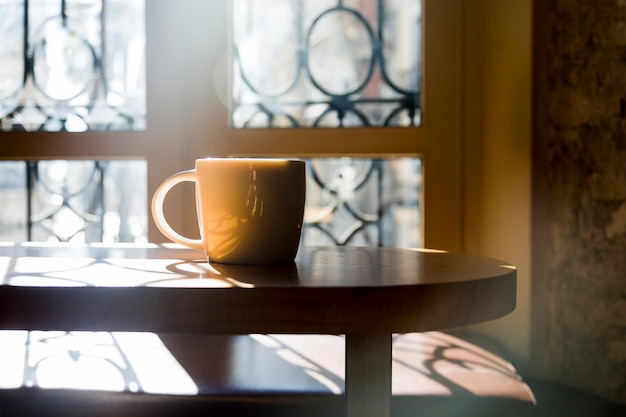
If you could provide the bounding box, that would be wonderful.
[461,0,532,367]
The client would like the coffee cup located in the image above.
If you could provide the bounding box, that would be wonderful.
[152,158,306,264]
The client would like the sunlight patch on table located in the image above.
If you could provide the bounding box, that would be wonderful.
[0,331,197,395]
[0,331,27,388]
[6,256,233,287]
[113,332,198,395]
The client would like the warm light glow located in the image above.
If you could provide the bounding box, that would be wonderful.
[409,248,448,253]
[224,277,255,288]
[170,260,222,275]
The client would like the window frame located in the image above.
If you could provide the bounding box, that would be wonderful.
[0,0,463,251]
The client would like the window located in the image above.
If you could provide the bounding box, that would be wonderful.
[0,0,146,132]
[232,0,422,128]
[0,0,463,252]
[0,0,147,243]
[303,157,421,248]
[0,160,147,243]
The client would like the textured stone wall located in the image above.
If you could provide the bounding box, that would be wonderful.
[533,0,626,404]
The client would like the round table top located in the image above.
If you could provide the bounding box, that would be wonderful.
[0,243,516,334]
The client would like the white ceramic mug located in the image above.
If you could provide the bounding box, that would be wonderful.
[152,158,306,264]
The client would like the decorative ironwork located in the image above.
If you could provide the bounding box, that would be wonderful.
[0,160,147,243]
[0,0,146,132]
[232,0,422,128]
[302,157,421,248]
[27,160,105,241]
[1,158,419,247]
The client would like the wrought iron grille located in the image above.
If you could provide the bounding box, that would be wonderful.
[0,158,420,248]
[27,160,105,241]
[0,0,146,132]
[0,160,147,243]
[232,0,422,128]
[302,157,421,247]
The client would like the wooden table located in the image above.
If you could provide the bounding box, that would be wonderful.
[0,243,516,417]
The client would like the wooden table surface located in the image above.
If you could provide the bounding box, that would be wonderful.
[0,242,517,417]
[0,243,516,334]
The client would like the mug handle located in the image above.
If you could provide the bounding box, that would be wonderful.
[151,170,204,250]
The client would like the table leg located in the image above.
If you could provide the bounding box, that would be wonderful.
[345,333,392,417]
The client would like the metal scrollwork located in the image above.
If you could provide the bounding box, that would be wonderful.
[302,157,421,248]
[27,160,105,242]
[0,0,145,132]
[232,0,422,128]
